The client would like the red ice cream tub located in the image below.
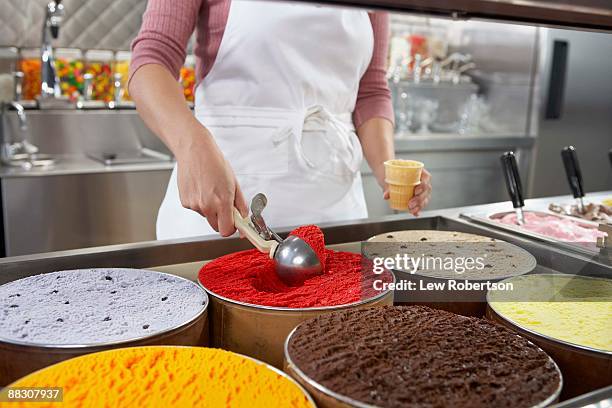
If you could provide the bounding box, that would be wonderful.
[198,226,394,368]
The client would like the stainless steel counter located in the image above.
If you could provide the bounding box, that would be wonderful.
[393,134,535,152]
[1,108,536,256]
[1,191,609,284]
[0,155,174,178]
[0,191,609,405]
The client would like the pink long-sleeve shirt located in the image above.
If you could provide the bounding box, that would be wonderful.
[130,0,393,128]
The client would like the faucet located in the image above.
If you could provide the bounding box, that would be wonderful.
[10,72,27,133]
[10,102,27,133]
[0,73,38,166]
[41,0,64,98]
[1,101,37,161]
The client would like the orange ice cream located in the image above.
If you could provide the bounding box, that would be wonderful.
[3,347,314,408]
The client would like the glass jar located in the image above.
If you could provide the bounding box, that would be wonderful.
[55,48,84,102]
[85,50,114,102]
[180,55,196,103]
[18,49,41,101]
[114,51,131,101]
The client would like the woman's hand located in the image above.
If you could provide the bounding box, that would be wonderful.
[130,65,248,236]
[382,168,432,216]
[175,131,248,237]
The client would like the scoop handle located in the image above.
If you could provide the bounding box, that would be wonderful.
[561,146,584,199]
[500,151,524,209]
[233,207,277,257]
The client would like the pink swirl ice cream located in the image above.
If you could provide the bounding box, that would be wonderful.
[497,212,605,242]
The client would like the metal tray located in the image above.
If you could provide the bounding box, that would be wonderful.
[461,210,606,258]
[549,385,612,408]
[2,215,610,284]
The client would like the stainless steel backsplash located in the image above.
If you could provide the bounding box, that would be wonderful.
[2,109,170,156]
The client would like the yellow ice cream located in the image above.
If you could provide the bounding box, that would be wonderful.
[489,274,612,351]
[2,346,314,408]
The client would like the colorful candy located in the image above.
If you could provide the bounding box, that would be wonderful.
[114,60,131,101]
[19,59,41,100]
[85,61,114,102]
[180,66,196,102]
[16,52,196,103]
[56,58,84,101]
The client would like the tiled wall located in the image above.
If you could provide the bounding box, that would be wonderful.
[0,0,146,50]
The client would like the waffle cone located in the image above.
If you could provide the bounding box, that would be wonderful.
[388,182,420,210]
[384,159,424,185]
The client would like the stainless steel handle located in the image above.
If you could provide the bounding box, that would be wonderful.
[249,193,282,242]
[545,40,569,120]
[13,72,24,101]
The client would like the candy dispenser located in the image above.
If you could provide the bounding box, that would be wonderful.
[55,48,84,102]
[18,49,41,101]
[84,50,114,103]
[180,55,196,103]
[114,51,131,102]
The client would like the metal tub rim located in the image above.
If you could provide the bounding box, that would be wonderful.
[5,344,317,407]
[462,210,604,257]
[486,273,612,356]
[0,269,209,349]
[364,229,537,282]
[283,317,564,408]
[198,270,395,313]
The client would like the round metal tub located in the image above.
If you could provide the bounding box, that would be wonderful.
[365,230,536,317]
[0,269,209,386]
[6,346,316,407]
[200,275,394,369]
[284,353,561,408]
[284,306,562,408]
[487,274,612,399]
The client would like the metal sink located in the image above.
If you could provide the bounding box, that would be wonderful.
[1,153,57,169]
[87,148,172,166]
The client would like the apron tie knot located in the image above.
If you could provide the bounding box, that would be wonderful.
[300,105,361,178]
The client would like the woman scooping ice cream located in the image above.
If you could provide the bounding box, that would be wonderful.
[129,0,433,238]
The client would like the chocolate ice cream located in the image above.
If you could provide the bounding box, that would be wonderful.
[287,306,561,408]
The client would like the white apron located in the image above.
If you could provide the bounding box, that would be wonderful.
[157,0,374,239]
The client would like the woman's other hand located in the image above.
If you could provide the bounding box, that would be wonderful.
[382,168,432,216]
[408,169,432,216]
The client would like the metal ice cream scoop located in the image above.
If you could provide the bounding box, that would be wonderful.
[233,193,322,286]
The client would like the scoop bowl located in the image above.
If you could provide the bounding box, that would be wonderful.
[274,236,323,286]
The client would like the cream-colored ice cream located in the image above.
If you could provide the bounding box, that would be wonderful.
[489,274,612,352]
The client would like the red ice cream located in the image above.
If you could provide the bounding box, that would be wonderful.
[198,225,391,308]
[288,225,327,271]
